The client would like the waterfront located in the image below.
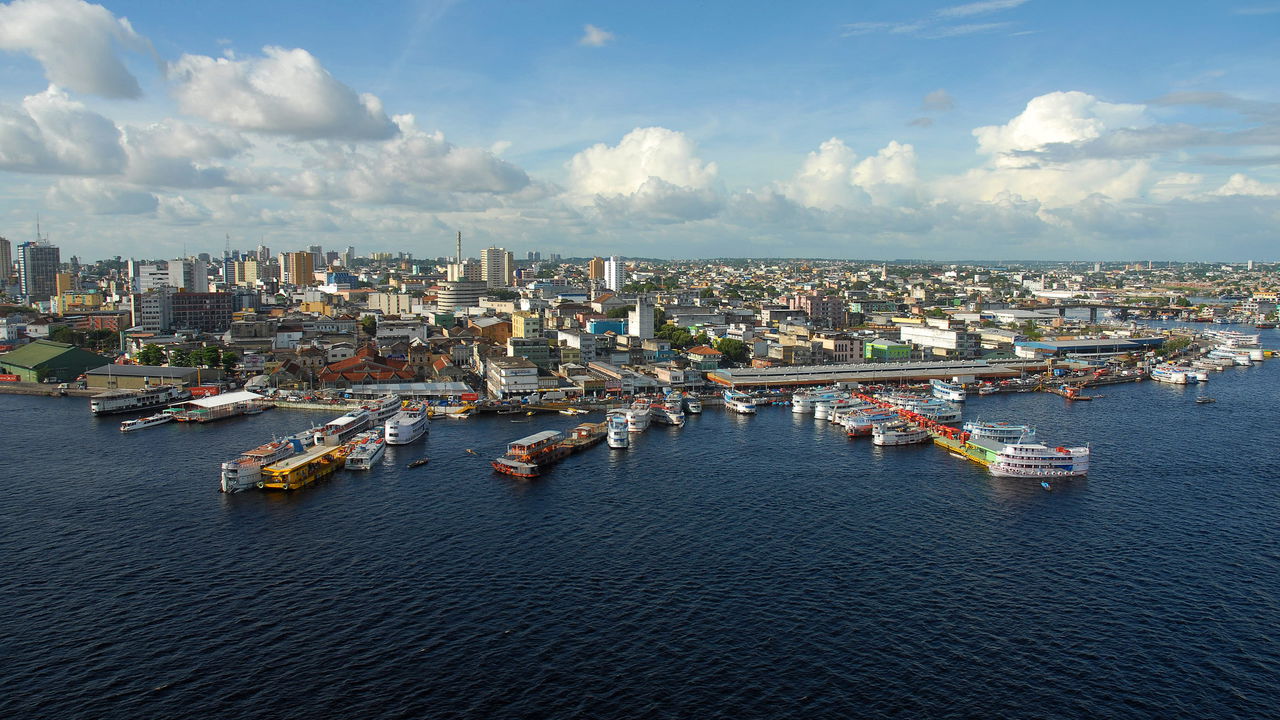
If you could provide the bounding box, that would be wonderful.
[3,347,1279,718]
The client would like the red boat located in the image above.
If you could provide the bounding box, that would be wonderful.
[491,430,569,478]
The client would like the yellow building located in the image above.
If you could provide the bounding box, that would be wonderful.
[299,300,335,314]
[512,311,543,339]
[280,252,314,286]
[587,257,605,280]
[56,291,104,314]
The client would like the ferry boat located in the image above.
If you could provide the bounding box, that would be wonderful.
[120,409,177,432]
[363,394,404,423]
[879,393,963,423]
[220,429,317,493]
[344,429,387,470]
[1150,365,1193,384]
[872,420,930,446]
[626,401,652,432]
[314,408,372,446]
[90,384,190,415]
[491,430,569,478]
[259,443,352,491]
[792,391,817,414]
[722,390,757,415]
[385,403,429,445]
[977,384,998,396]
[930,378,966,403]
[1206,347,1254,366]
[847,408,899,436]
[1205,330,1261,348]
[962,420,1036,444]
[651,395,685,426]
[988,442,1089,478]
[606,412,630,449]
[682,393,703,414]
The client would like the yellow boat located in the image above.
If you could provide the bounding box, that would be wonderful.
[259,444,351,491]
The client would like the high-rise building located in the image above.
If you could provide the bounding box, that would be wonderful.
[17,240,59,301]
[280,251,315,286]
[447,259,482,282]
[603,256,626,292]
[587,257,605,280]
[437,280,488,312]
[341,246,355,267]
[168,258,209,292]
[308,245,323,269]
[256,244,270,263]
[628,296,655,340]
[0,236,11,284]
[481,246,514,288]
[238,258,261,286]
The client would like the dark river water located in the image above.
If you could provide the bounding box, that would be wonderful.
[3,327,1278,719]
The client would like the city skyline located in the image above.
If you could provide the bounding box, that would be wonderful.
[0,0,1278,261]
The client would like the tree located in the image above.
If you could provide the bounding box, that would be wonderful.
[699,288,715,299]
[361,315,378,337]
[169,349,191,367]
[1019,319,1043,341]
[221,351,240,373]
[50,325,77,344]
[137,344,166,366]
[715,338,750,365]
[197,346,222,368]
[606,307,630,319]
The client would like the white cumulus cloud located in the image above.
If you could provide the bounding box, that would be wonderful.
[974,90,1149,169]
[780,138,918,209]
[167,46,397,140]
[1209,173,1280,197]
[0,0,152,98]
[47,177,157,214]
[567,127,721,222]
[579,24,615,47]
[0,86,125,174]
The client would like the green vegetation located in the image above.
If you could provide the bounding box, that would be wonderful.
[136,344,166,365]
[714,338,750,365]
[361,315,378,337]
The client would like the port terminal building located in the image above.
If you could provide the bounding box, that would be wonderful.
[707,359,1025,390]
[84,364,225,390]
[1012,337,1166,359]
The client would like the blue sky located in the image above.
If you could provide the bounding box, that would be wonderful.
[1,0,1278,261]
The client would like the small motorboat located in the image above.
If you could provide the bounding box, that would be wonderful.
[1195,396,1216,404]
[407,458,430,468]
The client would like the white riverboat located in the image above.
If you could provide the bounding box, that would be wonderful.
[872,420,931,446]
[847,408,899,437]
[682,393,702,414]
[364,394,403,423]
[314,408,373,446]
[722,390,757,415]
[1150,365,1194,384]
[651,394,685,426]
[606,412,630,449]
[120,409,177,432]
[989,442,1089,478]
[385,403,430,445]
[963,420,1036,444]
[626,401,652,432]
[930,379,967,403]
[90,384,190,415]
[344,429,387,470]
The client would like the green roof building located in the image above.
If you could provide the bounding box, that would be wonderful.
[0,340,112,382]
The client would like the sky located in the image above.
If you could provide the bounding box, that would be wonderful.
[0,0,1278,262]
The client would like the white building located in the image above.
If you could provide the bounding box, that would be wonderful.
[486,357,540,398]
[168,258,209,292]
[898,325,981,358]
[604,256,626,291]
[481,246,514,288]
[628,296,654,340]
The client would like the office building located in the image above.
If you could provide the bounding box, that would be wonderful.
[17,240,59,301]
[587,257,605,281]
[481,246,514,288]
[168,258,209,292]
[604,256,626,291]
[280,251,315,286]
[628,296,655,340]
[0,236,11,284]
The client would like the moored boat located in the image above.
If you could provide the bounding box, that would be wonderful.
[314,408,372,446]
[344,429,387,470]
[606,412,629,449]
[259,443,351,490]
[682,393,702,414]
[723,389,757,415]
[220,429,317,493]
[120,409,177,432]
[988,442,1089,478]
[385,403,430,445]
[930,378,966,403]
[963,420,1036,444]
[625,401,652,432]
[491,430,569,478]
[364,394,404,423]
[872,420,930,446]
[91,384,190,415]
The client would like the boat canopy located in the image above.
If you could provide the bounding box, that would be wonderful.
[182,390,262,408]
